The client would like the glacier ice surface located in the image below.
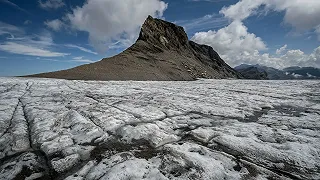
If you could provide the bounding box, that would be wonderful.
[0,77,319,179]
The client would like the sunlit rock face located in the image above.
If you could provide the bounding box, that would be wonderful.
[0,77,319,179]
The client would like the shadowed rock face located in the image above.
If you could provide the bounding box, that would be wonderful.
[26,16,241,81]
[237,66,269,80]
[235,64,320,80]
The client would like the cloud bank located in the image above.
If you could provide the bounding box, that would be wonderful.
[192,0,320,68]
[47,0,168,53]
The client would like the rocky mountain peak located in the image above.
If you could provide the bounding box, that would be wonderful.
[138,15,189,50]
[27,16,241,81]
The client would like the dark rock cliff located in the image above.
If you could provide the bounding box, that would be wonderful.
[237,66,269,80]
[27,16,242,81]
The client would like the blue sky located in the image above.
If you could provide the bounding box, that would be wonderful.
[0,0,320,76]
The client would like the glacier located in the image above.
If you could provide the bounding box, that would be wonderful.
[0,77,319,180]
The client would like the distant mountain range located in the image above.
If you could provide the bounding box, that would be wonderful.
[234,66,268,80]
[235,64,320,80]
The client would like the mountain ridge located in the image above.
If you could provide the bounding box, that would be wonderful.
[235,64,320,80]
[236,66,268,80]
[26,16,241,81]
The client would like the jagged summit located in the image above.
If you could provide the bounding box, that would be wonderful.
[138,16,189,50]
[26,16,242,81]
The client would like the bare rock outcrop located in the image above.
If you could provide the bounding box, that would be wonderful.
[27,16,241,81]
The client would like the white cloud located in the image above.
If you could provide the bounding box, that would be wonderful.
[44,19,64,31]
[64,0,167,53]
[176,14,228,33]
[72,56,83,60]
[0,42,69,57]
[273,46,320,68]
[192,0,320,68]
[192,20,266,58]
[191,20,277,67]
[1,22,54,47]
[24,20,32,25]
[267,0,320,32]
[307,73,315,78]
[276,44,287,55]
[44,19,63,31]
[193,30,320,68]
[17,31,55,47]
[0,21,23,36]
[0,23,69,57]
[279,50,307,67]
[39,0,65,10]
[308,46,320,66]
[34,57,61,62]
[65,44,98,55]
[291,73,302,78]
[316,25,320,40]
[226,46,320,69]
[219,0,265,21]
[220,0,320,34]
[71,56,95,63]
[71,59,95,63]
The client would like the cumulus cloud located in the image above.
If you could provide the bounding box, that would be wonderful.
[217,46,320,69]
[268,0,320,32]
[193,31,320,68]
[276,44,287,55]
[44,19,64,31]
[220,0,320,34]
[308,46,320,66]
[219,0,265,21]
[39,0,65,10]
[192,0,320,68]
[192,20,267,64]
[63,0,167,53]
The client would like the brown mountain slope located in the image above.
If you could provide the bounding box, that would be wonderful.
[26,16,242,81]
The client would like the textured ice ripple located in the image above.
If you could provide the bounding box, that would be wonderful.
[0,77,319,180]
